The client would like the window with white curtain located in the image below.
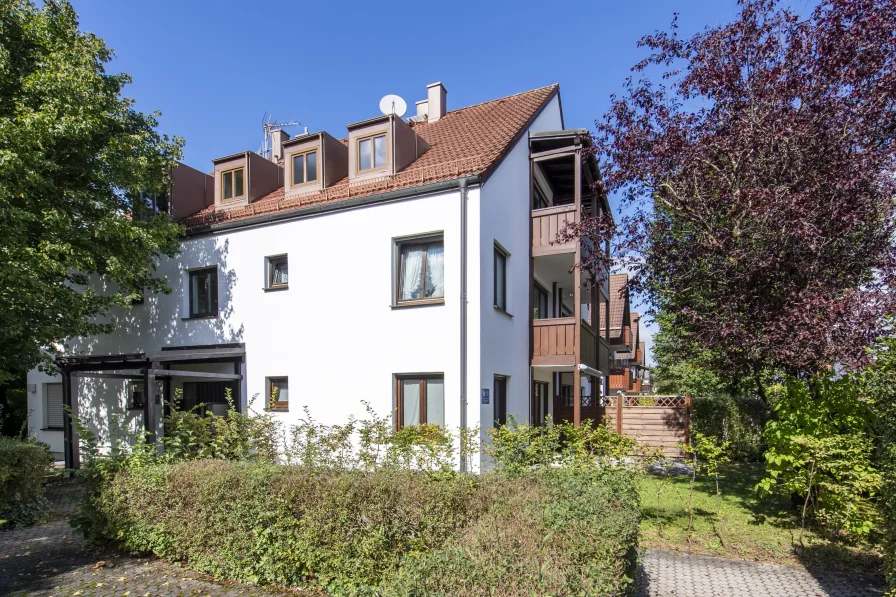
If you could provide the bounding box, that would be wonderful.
[396,375,444,429]
[396,235,444,304]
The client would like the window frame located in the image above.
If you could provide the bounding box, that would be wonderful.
[395,374,445,430]
[357,133,388,173]
[494,243,509,313]
[265,254,289,290]
[291,149,319,187]
[188,267,218,319]
[267,377,289,411]
[221,167,246,202]
[533,281,549,319]
[494,375,508,427]
[44,383,64,430]
[394,233,445,307]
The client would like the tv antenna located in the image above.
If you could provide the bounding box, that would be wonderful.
[379,94,407,118]
[259,113,306,159]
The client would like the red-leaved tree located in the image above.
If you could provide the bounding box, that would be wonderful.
[591,0,896,389]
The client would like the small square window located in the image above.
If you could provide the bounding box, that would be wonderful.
[189,267,218,318]
[292,151,318,186]
[222,167,245,202]
[267,255,288,289]
[395,236,444,304]
[268,377,289,411]
[396,375,444,429]
[358,134,387,172]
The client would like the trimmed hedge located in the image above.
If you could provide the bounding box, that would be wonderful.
[0,436,53,527]
[85,460,639,596]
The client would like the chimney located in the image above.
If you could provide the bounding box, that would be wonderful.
[415,99,428,118]
[426,82,447,121]
[271,129,289,163]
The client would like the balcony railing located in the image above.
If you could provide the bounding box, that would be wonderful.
[608,368,633,391]
[531,204,577,256]
[532,317,599,370]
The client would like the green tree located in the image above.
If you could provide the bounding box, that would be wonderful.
[0,0,183,383]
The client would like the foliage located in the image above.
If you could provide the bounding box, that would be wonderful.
[86,460,639,597]
[758,376,881,541]
[691,395,770,462]
[597,0,896,382]
[858,332,896,594]
[691,432,730,543]
[0,0,185,383]
[484,415,638,474]
[0,436,53,527]
[0,381,28,438]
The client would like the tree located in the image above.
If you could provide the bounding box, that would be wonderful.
[0,1,183,383]
[593,0,896,391]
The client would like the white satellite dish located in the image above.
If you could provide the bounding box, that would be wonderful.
[379,94,407,118]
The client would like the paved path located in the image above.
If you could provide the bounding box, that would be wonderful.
[0,482,885,597]
[637,548,884,597]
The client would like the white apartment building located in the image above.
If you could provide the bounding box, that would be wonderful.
[27,83,616,470]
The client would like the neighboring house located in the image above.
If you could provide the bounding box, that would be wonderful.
[604,273,634,392]
[27,83,614,470]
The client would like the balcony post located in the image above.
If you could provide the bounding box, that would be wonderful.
[572,148,582,427]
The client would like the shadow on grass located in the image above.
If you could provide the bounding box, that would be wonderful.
[795,542,885,591]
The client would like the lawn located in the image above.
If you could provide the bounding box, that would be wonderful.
[637,463,883,575]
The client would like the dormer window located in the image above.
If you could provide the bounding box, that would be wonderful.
[358,134,387,172]
[292,150,318,186]
[221,167,245,202]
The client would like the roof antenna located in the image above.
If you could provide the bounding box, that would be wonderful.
[259,113,304,159]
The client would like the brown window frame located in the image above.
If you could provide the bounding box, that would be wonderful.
[533,281,548,319]
[267,377,289,411]
[266,254,288,289]
[357,133,388,172]
[494,244,508,312]
[221,167,246,202]
[494,375,508,427]
[188,267,218,318]
[291,149,318,187]
[395,234,445,305]
[395,375,444,430]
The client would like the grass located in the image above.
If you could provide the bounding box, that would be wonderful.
[637,463,883,576]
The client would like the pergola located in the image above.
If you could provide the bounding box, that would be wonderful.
[55,343,246,470]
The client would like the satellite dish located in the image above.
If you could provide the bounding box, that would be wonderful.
[379,94,407,118]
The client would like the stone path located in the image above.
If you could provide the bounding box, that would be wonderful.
[0,482,885,597]
[637,548,884,597]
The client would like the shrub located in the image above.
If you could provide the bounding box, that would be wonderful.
[691,395,770,461]
[85,460,639,596]
[0,436,53,527]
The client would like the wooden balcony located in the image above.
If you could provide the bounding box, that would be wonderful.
[608,368,633,391]
[531,205,577,256]
[532,317,598,370]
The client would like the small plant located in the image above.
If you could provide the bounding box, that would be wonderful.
[691,432,730,544]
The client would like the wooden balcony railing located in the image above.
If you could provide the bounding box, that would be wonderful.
[580,319,597,370]
[608,368,633,391]
[531,205,577,256]
[532,318,576,366]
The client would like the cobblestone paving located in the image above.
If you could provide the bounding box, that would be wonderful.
[636,548,885,597]
[0,482,885,597]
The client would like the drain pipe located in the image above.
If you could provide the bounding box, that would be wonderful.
[459,177,469,472]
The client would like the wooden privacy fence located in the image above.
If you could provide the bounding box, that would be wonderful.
[605,395,691,458]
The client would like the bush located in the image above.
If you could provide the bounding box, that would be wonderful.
[81,460,639,596]
[691,395,770,461]
[0,436,53,527]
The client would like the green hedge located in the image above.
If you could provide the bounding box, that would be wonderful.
[84,460,639,596]
[0,436,53,527]
[691,395,771,461]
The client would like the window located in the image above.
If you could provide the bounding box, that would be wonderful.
[396,376,444,429]
[533,381,549,425]
[267,377,289,411]
[45,383,63,429]
[494,376,507,427]
[396,236,444,303]
[533,282,548,319]
[189,267,218,318]
[533,184,549,210]
[266,255,288,289]
[291,150,318,186]
[129,381,163,410]
[494,245,508,311]
[358,134,387,171]
[221,167,245,202]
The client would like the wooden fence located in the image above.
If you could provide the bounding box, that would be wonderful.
[605,395,691,458]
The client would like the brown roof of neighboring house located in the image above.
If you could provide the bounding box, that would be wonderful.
[181,84,559,230]
[600,273,629,331]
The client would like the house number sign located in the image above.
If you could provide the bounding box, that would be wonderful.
[481,389,489,404]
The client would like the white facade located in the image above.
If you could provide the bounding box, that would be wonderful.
[27,94,566,468]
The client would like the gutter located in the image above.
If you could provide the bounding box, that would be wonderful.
[186,176,481,237]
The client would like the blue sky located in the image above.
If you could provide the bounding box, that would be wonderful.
[70,0,813,364]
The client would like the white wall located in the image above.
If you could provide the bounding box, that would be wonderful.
[478,96,564,432]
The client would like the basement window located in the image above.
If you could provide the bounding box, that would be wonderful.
[358,134,387,171]
[292,150,318,186]
[222,167,245,202]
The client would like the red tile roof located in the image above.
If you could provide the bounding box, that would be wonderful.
[181,84,559,229]
[600,273,630,335]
